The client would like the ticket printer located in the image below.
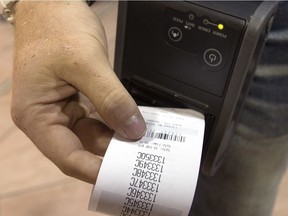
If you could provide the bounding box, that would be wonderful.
[114,1,278,176]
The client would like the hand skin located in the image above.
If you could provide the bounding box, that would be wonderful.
[10,1,146,184]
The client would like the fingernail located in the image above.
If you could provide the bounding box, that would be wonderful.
[124,113,146,139]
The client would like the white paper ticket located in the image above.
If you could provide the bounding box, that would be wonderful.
[89,106,205,216]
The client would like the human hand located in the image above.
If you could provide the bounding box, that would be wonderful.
[10,1,146,184]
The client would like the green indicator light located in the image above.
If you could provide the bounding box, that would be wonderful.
[218,23,224,30]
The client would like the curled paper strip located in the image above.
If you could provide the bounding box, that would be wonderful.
[89,106,205,216]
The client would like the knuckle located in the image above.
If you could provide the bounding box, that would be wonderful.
[10,101,26,129]
[57,152,78,178]
[58,164,72,177]
[101,88,130,115]
[57,159,73,177]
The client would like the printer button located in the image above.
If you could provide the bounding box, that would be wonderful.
[203,48,223,67]
[168,27,183,42]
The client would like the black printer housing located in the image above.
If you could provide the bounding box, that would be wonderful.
[114,1,278,176]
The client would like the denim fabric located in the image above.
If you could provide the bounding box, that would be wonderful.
[190,2,288,216]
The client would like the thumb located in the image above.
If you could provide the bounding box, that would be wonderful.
[60,49,146,140]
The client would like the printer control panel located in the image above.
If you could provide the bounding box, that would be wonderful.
[165,8,235,71]
[159,3,245,96]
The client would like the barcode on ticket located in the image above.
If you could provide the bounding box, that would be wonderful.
[144,130,186,143]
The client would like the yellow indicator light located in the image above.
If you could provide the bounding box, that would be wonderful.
[218,23,224,30]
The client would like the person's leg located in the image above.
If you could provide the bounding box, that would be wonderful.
[191,124,288,216]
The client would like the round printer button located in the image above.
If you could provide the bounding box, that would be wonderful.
[203,48,222,67]
[168,27,183,42]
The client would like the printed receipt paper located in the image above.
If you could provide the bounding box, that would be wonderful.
[89,106,205,216]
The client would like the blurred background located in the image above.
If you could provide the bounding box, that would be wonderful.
[0,1,287,216]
